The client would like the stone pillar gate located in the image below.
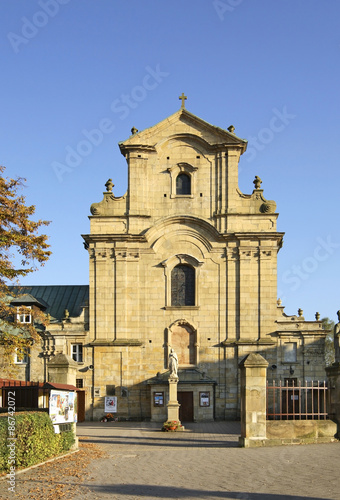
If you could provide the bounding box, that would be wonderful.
[239,352,268,447]
[47,353,78,386]
[326,362,340,438]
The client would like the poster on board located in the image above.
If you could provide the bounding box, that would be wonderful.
[49,390,77,424]
[199,392,210,407]
[153,392,164,407]
[105,396,117,413]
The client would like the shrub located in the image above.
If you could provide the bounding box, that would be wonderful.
[0,412,76,472]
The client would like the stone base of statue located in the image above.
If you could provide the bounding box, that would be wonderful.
[162,375,184,431]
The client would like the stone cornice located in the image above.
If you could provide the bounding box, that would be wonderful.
[89,339,144,346]
[119,144,157,155]
[272,327,326,337]
[82,234,147,244]
[221,339,276,347]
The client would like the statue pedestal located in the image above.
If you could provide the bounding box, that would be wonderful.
[167,375,180,421]
[163,375,184,431]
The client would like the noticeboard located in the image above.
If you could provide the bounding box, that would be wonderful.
[199,392,210,407]
[153,392,164,407]
[49,390,77,424]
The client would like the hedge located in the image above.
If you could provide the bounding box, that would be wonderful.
[0,412,75,472]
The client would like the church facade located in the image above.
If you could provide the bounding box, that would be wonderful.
[82,102,327,422]
[0,101,327,421]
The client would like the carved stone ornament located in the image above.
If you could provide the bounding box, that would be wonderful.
[90,203,101,215]
[105,179,114,193]
[253,175,262,189]
[260,200,276,213]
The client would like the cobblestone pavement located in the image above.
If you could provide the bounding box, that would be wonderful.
[2,421,339,500]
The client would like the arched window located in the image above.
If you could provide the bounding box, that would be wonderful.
[176,173,191,195]
[171,264,195,306]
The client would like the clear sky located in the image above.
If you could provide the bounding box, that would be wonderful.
[1,0,339,323]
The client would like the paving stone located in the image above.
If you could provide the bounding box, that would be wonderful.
[1,422,338,500]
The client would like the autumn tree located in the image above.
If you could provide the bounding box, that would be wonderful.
[0,165,51,363]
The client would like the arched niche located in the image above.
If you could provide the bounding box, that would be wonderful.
[166,319,199,368]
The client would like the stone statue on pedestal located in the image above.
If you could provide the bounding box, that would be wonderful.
[169,348,178,377]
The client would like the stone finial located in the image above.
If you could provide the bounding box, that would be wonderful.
[298,308,303,318]
[253,175,262,190]
[228,125,235,134]
[63,309,69,320]
[277,298,282,306]
[315,312,320,321]
[105,179,114,193]
[131,127,138,135]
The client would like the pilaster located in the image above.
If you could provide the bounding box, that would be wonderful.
[238,246,259,340]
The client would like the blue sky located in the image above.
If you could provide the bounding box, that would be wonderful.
[1,0,339,322]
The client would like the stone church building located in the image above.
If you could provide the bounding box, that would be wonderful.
[1,100,327,422]
[82,100,326,422]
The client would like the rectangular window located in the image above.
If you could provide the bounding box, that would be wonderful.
[71,344,83,362]
[14,349,29,364]
[16,306,32,324]
[283,342,297,363]
[76,379,84,388]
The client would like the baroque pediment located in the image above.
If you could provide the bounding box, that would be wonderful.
[119,108,247,154]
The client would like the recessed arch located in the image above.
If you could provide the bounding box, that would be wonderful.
[145,215,223,255]
[166,319,199,368]
[156,133,214,154]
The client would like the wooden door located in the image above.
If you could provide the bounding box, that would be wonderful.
[76,390,85,422]
[178,391,194,422]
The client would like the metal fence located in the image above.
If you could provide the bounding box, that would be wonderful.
[266,380,328,420]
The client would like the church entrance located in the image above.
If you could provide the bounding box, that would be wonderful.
[178,391,194,422]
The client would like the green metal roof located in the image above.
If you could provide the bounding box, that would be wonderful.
[9,285,89,321]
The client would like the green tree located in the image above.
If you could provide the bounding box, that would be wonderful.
[322,317,335,366]
[0,165,51,362]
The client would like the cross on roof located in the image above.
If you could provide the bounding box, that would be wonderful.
[179,93,187,109]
